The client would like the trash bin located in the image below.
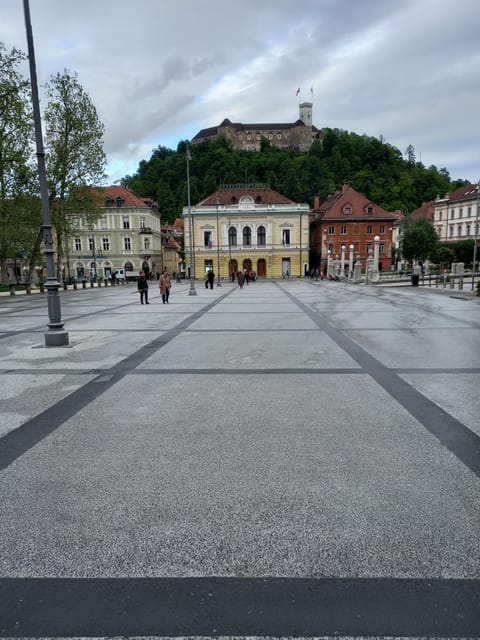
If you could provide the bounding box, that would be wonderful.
[411,274,419,286]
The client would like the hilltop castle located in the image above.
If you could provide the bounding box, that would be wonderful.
[191,102,321,152]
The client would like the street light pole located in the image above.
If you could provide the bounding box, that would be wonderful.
[23,0,68,346]
[186,142,196,295]
[472,181,479,279]
[216,197,221,286]
[228,218,232,281]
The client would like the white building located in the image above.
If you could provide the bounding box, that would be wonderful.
[434,184,479,244]
[68,186,162,279]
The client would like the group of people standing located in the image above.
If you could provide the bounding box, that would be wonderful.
[136,268,171,304]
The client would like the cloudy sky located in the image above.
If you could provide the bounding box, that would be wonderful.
[2,0,478,185]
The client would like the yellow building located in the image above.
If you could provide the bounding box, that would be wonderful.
[183,185,310,280]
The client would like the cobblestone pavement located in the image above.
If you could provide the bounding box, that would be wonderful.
[0,279,479,638]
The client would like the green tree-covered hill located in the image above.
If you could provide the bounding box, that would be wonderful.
[123,129,468,224]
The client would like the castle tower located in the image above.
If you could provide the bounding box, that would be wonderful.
[299,102,312,126]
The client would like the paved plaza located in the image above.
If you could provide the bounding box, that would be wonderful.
[0,279,479,638]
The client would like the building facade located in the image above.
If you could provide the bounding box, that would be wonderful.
[191,103,321,152]
[433,184,479,244]
[68,186,162,279]
[310,184,397,271]
[183,186,310,280]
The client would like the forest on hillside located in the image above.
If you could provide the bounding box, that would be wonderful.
[123,128,468,224]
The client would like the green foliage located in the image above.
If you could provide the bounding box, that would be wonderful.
[401,218,439,261]
[0,43,38,282]
[44,69,106,278]
[124,128,462,223]
[431,239,474,266]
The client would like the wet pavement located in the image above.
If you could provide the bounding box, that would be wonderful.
[0,279,479,638]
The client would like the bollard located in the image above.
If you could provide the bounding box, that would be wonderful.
[82,279,87,289]
[26,283,32,295]
[90,279,94,288]
[9,284,15,295]
[73,281,77,290]
[63,281,68,290]
[39,282,45,293]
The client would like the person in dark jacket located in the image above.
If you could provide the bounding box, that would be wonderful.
[207,270,215,289]
[137,270,149,304]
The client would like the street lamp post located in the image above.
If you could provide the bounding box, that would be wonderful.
[91,235,97,281]
[472,181,479,281]
[186,143,196,295]
[216,197,221,287]
[23,0,68,346]
[228,218,232,281]
[349,244,354,278]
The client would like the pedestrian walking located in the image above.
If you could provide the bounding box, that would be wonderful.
[137,270,149,304]
[237,270,244,288]
[159,269,172,303]
[207,270,215,289]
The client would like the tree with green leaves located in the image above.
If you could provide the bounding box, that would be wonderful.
[401,218,439,263]
[0,43,38,284]
[44,69,106,279]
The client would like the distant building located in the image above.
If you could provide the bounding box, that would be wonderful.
[192,103,321,152]
[161,218,183,277]
[182,185,310,280]
[310,183,398,271]
[68,186,162,280]
[433,184,479,243]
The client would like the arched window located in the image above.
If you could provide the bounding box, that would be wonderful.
[257,225,266,246]
[228,227,237,247]
[243,226,252,246]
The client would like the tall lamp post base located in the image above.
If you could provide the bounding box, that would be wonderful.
[188,279,197,296]
[45,330,69,347]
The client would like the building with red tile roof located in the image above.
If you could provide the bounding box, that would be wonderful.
[183,184,310,279]
[433,183,479,244]
[310,183,397,271]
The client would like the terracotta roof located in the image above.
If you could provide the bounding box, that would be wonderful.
[197,187,295,207]
[410,200,435,221]
[90,185,154,208]
[316,184,397,221]
[445,184,479,202]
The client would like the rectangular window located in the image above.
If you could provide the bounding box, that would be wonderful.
[204,259,213,272]
[366,243,372,253]
[328,244,334,254]
[204,231,213,248]
[102,237,110,251]
[468,207,471,216]
[123,217,130,229]
[343,207,351,215]
[74,238,81,251]
[140,216,146,228]
[449,226,454,237]
[282,229,290,246]
[340,225,347,235]
[144,238,150,250]
[450,209,455,219]
[459,208,463,218]
[88,237,94,251]
[439,211,443,220]
[467,225,471,236]
[379,225,385,233]
[457,225,462,237]
[124,237,131,250]
[328,226,335,235]
[379,243,385,253]
[100,216,108,229]
[367,225,373,234]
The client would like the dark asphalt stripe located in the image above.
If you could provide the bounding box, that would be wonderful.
[0,577,478,637]
[0,292,232,471]
[284,286,480,478]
